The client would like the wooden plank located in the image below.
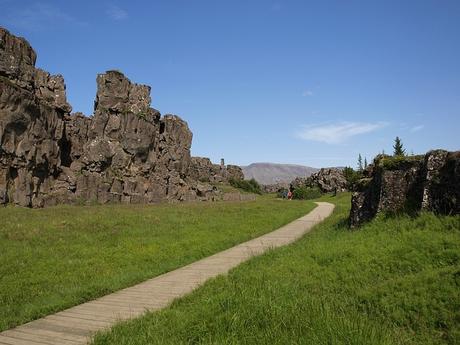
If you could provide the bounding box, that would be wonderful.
[21,320,92,337]
[44,315,111,328]
[0,334,50,345]
[1,330,78,345]
[11,327,87,343]
[55,311,117,323]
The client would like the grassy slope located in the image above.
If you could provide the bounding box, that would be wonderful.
[92,193,460,345]
[0,195,315,331]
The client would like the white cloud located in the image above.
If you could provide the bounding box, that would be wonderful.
[410,125,424,133]
[296,121,387,144]
[302,90,313,97]
[106,5,128,20]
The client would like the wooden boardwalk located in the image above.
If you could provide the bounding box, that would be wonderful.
[0,202,334,345]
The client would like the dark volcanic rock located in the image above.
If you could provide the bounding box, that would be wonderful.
[0,27,36,90]
[291,168,347,193]
[0,27,242,207]
[0,28,69,207]
[349,150,460,227]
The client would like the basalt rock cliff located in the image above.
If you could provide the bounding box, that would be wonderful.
[0,27,242,207]
[349,150,460,227]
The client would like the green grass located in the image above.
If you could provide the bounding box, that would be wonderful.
[0,195,316,331]
[92,193,460,345]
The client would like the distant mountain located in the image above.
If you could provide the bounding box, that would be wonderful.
[241,163,319,185]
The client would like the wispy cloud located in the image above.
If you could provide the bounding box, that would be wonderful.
[410,125,424,133]
[302,90,313,97]
[2,3,87,31]
[106,5,128,20]
[296,121,387,144]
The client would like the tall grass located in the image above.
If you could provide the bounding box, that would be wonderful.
[0,196,315,331]
[92,193,460,345]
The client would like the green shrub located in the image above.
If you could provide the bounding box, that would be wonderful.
[229,178,262,194]
[292,186,322,200]
[343,166,363,190]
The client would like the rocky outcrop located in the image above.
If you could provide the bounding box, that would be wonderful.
[227,164,245,181]
[0,27,243,207]
[291,168,347,193]
[188,157,243,183]
[349,150,460,227]
[0,28,70,207]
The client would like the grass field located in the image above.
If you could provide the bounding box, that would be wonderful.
[0,195,316,331]
[92,193,460,345]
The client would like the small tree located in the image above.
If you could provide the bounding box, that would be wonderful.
[393,136,405,156]
[364,157,368,169]
[343,166,362,190]
[357,154,363,172]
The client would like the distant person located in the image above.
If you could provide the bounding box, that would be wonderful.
[287,190,292,200]
[282,189,288,199]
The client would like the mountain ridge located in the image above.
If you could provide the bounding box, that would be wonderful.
[241,162,319,185]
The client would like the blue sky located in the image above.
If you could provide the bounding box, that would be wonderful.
[1,0,459,168]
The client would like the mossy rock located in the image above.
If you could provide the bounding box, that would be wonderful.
[378,155,424,171]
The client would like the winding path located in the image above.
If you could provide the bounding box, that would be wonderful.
[0,202,334,345]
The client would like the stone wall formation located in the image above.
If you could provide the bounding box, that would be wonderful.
[0,27,243,207]
[349,150,460,227]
